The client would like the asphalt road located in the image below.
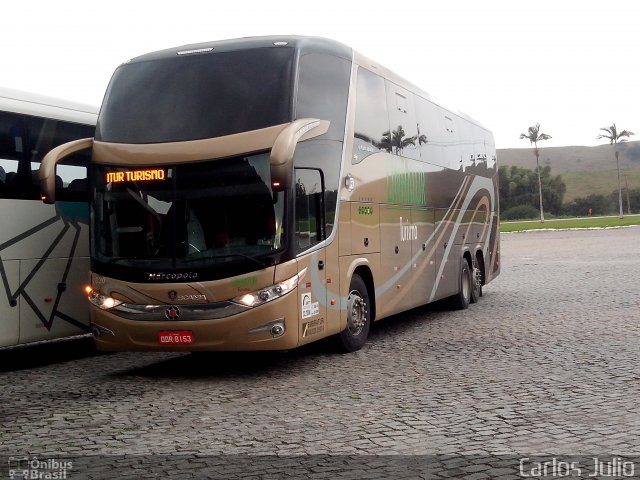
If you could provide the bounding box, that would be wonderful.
[1,227,639,478]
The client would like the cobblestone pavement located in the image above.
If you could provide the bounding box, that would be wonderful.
[1,227,639,477]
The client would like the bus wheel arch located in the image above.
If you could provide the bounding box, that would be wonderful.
[352,266,376,323]
[450,254,472,310]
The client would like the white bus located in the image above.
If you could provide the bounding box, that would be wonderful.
[0,88,97,347]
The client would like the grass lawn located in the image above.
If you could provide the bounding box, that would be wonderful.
[562,168,640,202]
[501,215,640,232]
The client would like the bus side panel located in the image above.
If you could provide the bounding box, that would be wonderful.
[0,260,19,347]
[378,205,413,317]
[411,206,436,309]
[0,201,90,345]
[295,250,328,346]
[18,257,89,344]
[465,196,490,247]
[323,237,343,337]
[433,208,461,300]
[350,202,380,255]
[487,212,501,283]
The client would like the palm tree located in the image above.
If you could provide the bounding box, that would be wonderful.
[596,123,635,219]
[520,123,552,222]
[417,123,428,146]
[377,125,417,155]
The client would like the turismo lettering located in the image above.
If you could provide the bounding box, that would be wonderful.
[106,169,166,183]
[400,216,418,242]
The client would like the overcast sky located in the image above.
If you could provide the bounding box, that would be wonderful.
[2,0,638,149]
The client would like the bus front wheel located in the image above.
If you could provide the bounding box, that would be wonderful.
[336,274,371,353]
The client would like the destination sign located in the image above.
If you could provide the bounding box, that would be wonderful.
[106,168,167,183]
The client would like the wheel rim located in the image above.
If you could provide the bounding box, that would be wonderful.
[346,289,367,336]
[462,268,470,300]
[472,267,482,293]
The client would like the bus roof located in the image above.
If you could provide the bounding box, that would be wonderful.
[352,50,491,134]
[126,35,353,64]
[121,35,490,134]
[0,87,98,125]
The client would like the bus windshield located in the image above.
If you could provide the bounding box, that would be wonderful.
[92,153,285,278]
[95,47,294,144]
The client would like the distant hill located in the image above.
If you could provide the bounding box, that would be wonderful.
[497,140,640,174]
[497,141,640,202]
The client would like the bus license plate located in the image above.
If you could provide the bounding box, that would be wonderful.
[157,331,194,345]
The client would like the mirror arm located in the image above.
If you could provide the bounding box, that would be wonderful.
[39,138,93,204]
[270,118,329,189]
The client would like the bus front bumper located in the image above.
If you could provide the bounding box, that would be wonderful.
[90,291,299,352]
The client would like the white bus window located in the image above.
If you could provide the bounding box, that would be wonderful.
[0,111,93,200]
[0,159,18,195]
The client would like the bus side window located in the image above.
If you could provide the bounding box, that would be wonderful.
[0,110,93,201]
[385,82,420,161]
[352,68,389,164]
[0,111,25,198]
[295,168,325,252]
[0,161,19,197]
[415,96,445,168]
[55,160,89,202]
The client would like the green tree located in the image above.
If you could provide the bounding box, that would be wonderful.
[596,123,635,218]
[541,166,566,213]
[519,123,552,222]
[561,194,615,217]
[499,165,565,216]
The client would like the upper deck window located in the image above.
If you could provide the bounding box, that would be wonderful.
[96,47,294,144]
[352,68,390,164]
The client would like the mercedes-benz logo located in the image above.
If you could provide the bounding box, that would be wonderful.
[165,306,180,320]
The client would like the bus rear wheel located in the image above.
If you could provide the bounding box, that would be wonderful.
[470,258,482,304]
[335,274,371,353]
[449,260,471,310]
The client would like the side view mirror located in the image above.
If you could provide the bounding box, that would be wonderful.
[270,118,329,191]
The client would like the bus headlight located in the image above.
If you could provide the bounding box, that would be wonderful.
[89,292,123,310]
[232,268,306,308]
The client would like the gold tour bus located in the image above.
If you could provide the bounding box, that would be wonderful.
[1,87,97,347]
[40,36,500,353]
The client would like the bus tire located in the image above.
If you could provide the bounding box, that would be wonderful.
[470,259,482,304]
[450,260,471,310]
[336,274,371,353]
